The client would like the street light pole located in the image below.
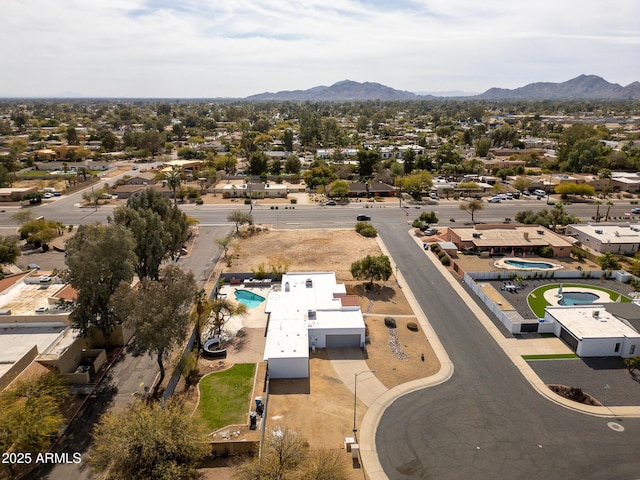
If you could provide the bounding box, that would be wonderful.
[353,369,376,438]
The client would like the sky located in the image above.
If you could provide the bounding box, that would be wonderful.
[2,0,639,98]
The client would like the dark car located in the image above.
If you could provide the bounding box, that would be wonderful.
[631,208,640,214]
[356,214,371,221]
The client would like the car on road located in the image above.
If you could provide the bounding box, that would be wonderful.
[325,200,337,206]
[356,214,371,221]
[631,208,640,214]
[487,196,501,203]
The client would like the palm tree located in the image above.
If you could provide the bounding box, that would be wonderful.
[552,202,564,232]
[165,165,182,205]
[208,296,247,339]
[604,201,614,222]
[594,200,602,222]
[193,289,212,355]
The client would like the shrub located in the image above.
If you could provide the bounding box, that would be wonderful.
[195,198,203,205]
[290,198,297,204]
[430,244,440,252]
[440,256,450,266]
[539,246,554,258]
[384,317,396,328]
[358,226,378,237]
[244,198,251,205]
[407,322,419,332]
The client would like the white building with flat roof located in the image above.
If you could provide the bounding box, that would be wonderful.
[545,305,640,358]
[566,223,640,254]
[263,272,365,378]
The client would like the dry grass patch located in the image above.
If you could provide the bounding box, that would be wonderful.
[227,229,381,281]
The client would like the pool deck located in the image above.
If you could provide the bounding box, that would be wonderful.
[213,286,270,337]
[541,285,613,307]
[494,257,563,271]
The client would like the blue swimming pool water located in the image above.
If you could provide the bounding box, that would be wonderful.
[234,289,266,309]
[559,292,600,306]
[504,260,555,269]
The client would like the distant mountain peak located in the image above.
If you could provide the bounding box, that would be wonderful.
[244,80,421,101]
[478,75,639,100]
[242,75,640,102]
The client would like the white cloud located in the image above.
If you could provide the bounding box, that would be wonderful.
[1,0,638,96]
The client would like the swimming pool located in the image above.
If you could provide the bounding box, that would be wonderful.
[559,292,600,306]
[504,259,556,269]
[234,289,266,309]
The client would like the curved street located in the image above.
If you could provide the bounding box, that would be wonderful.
[373,222,640,480]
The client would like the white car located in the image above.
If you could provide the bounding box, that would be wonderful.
[487,196,501,203]
[43,193,53,198]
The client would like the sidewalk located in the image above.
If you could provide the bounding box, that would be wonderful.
[355,231,640,480]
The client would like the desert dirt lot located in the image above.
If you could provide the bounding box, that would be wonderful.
[194,228,440,479]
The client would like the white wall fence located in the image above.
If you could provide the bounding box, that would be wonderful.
[467,269,609,282]
[464,272,521,333]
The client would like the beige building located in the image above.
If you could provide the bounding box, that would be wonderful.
[447,224,574,257]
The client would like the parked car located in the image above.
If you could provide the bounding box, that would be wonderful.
[325,200,337,206]
[43,193,53,198]
[631,208,640,214]
[422,228,439,236]
[487,196,501,203]
[534,189,547,197]
[356,214,371,221]
[35,306,49,313]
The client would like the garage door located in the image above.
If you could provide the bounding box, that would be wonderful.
[326,334,361,348]
[559,327,579,351]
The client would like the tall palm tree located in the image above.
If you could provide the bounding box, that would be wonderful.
[594,200,602,222]
[604,201,614,222]
[552,202,564,232]
[165,165,182,205]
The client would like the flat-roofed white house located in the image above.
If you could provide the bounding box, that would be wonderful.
[566,223,640,254]
[263,272,366,379]
[544,305,640,358]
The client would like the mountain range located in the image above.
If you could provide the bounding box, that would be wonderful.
[244,75,640,101]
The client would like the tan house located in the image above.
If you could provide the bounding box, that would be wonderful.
[447,224,574,257]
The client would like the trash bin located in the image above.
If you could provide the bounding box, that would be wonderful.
[249,412,257,430]
[256,403,264,416]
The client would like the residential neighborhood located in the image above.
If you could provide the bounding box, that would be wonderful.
[2,97,640,480]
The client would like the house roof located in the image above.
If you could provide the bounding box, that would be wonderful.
[546,305,640,340]
[451,225,573,249]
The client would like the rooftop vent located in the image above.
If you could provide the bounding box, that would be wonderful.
[593,310,600,318]
[472,233,482,238]
[305,279,313,288]
[595,229,603,234]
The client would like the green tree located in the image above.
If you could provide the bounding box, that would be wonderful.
[419,211,439,224]
[89,400,208,480]
[215,235,233,259]
[459,199,484,223]
[0,235,20,265]
[328,179,350,198]
[398,171,432,200]
[65,224,137,341]
[113,188,190,280]
[165,165,182,205]
[19,217,63,251]
[208,295,247,339]
[283,129,294,151]
[248,151,269,176]
[0,373,67,476]
[514,208,578,228]
[112,266,196,394]
[475,137,492,158]
[303,161,337,190]
[350,254,393,288]
[597,252,620,271]
[513,177,532,193]
[356,148,380,177]
[227,210,253,234]
[66,126,79,145]
[554,183,595,198]
[193,288,212,355]
[284,155,301,175]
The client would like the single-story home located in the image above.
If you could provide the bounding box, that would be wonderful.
[544,304,640,358]
[566,223,640,255]
[262,272,366,379]
[447,224,574,257]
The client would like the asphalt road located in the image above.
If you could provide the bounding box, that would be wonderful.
[6,185,640,479]
[375,222,640,480]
